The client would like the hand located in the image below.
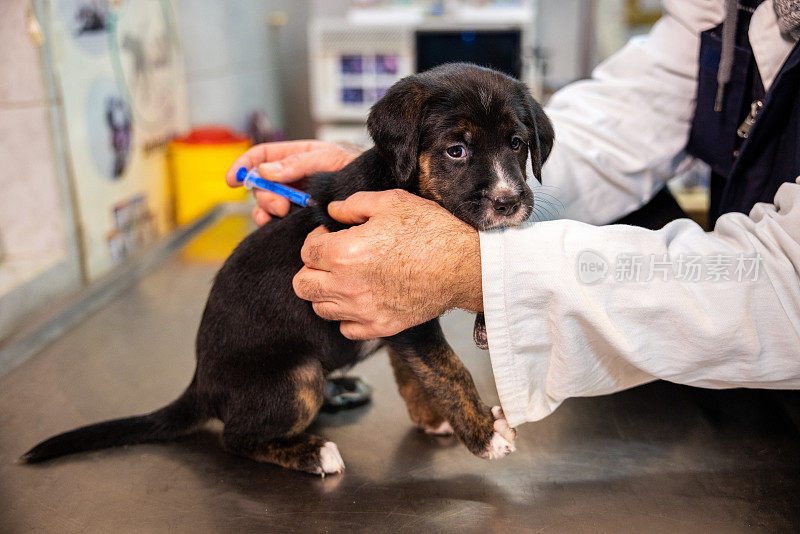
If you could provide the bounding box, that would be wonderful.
[225,140,362,225]
[293,190,483,339]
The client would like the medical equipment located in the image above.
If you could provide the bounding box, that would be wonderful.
[236,167,317,208]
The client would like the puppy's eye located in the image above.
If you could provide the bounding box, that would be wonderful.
[510,136,524,150]
[446,144,467,159]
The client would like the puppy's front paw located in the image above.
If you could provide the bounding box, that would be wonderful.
[315,442,345,477]
[479,406,516,460]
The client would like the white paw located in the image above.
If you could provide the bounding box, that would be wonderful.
[491,406,516,442]
[481,432,515,459]
[480,406,517,459]
[316,442,345,477]
[424,420,454,436]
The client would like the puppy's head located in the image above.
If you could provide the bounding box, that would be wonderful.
[367,63,554,230]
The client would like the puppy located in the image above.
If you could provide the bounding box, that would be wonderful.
[22,63,554,475]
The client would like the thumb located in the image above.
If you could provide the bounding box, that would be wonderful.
[327,191,389,225]
[258,148,340,183]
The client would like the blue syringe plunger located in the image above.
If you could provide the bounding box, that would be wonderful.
[236,166,315,208]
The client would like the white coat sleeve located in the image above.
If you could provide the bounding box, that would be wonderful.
[481,178,800,427]
[540,0,723,224]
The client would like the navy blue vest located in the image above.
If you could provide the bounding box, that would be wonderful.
[686,1,800,228]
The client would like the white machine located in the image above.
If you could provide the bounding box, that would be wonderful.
[308,2,540,145]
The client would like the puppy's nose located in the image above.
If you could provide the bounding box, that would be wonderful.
[491,195,521,216]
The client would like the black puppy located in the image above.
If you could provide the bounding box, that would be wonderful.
[22,63,554,475]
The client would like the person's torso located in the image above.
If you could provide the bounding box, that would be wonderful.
[685,0,800,227]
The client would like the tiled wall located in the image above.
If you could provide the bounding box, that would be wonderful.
[0,0,80,345]
[0,0,66,280]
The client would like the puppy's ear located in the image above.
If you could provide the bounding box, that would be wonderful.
[367,75,430,185]
[519,88,554,184]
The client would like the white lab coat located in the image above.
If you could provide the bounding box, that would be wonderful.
[480,0,800,427]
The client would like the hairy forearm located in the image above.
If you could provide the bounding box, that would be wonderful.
[445,225,484,313]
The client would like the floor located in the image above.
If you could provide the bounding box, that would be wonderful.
[1,215,799,533]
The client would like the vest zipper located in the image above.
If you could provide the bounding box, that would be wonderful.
[736,100,763,139]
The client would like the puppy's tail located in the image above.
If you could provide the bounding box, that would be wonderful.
[19,384,204,464]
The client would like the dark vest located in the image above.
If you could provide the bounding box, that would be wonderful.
[686,0,800,228]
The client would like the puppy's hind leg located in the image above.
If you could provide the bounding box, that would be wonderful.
[223,431,344,476]
[221,360,344,476]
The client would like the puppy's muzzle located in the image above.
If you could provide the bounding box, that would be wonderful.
[478,189,533,230]
[490,194,521,217]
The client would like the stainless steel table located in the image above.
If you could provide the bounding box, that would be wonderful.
[1,215,798,533]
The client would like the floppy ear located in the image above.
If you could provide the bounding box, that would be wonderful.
[521,89,554,184]
[367,75,430,185]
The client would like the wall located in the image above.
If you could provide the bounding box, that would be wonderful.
[173,0,315,139]
[0,0,67,290]
[275,2,317,140]
[538,0,585,89]
[0,0,81,345]
[1,0,311,347]
[38,0,189,282]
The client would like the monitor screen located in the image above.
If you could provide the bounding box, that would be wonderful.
[415,30,522,79]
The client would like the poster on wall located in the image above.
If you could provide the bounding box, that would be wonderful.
[45,0,188,280]
[85,76,132,180]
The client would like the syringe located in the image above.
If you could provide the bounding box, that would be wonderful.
[236,167,316,208]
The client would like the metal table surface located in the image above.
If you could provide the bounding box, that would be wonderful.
[1,215,799,533]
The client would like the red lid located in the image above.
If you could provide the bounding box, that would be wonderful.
[173,127,250,145]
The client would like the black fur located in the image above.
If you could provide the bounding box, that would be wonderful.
[22,63,554,473]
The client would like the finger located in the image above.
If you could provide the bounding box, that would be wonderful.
[311,301,356,322]
[339,321,382,340]
[300,226,333,270]
[327,190,407,225]
[225,140,325,187]
[254,189,291,217]
[292,266,340,302]
[252,205,271,226]
[258,147,347,183]
[309,225,329,236]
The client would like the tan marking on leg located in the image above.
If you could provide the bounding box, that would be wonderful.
[287,362,324,436]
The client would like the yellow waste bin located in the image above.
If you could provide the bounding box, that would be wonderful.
[168,127,251,225]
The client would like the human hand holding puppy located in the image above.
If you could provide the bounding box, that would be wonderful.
[225,140,361,225]
[293,189,484,340]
